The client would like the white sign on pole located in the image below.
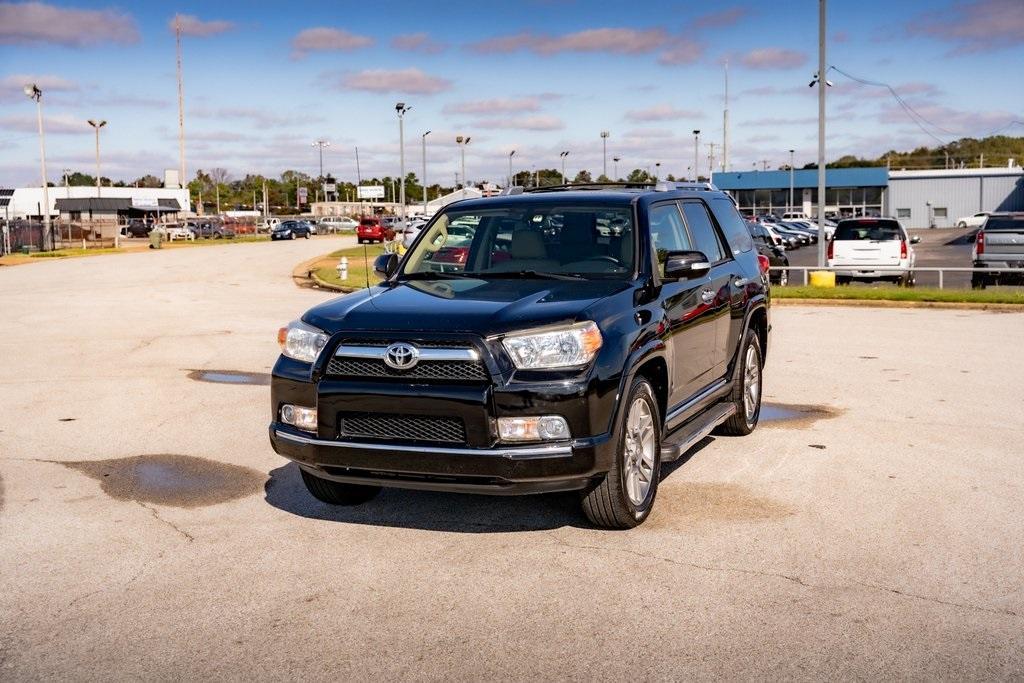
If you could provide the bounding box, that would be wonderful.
[357,185,385,200]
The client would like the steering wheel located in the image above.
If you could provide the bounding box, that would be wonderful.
[585,255,621,264]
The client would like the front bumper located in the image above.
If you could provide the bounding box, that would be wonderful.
[269,424,614,495]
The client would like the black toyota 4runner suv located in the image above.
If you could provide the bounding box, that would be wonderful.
[269,183,771,528]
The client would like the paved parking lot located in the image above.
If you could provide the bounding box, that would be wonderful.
[1,240,1022,679]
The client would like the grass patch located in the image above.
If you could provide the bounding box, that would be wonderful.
[30,247,124,258]
[775,285,1024,305]
[311,243,386,290]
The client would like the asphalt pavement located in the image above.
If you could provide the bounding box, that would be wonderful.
[1,240,1022,679]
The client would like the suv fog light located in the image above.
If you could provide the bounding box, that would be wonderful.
[280,404,317,433]
[497,416,570,442]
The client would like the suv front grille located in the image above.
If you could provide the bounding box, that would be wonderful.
[326,357,489,381]
[338,412,467,444]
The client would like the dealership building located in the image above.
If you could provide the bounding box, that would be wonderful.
[712,165,1024,228]
[1,186,191,222]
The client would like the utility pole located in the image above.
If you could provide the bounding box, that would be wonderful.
[559,150,569,184]
[175,15,186,188]
[421,130,430,214]
[508,150,516,188]
[692,130,701,181]
[761,159,770,172]
[87,119,106,197]
[395,103,410,221]
[707,143,716,179]
[216,183,220,215]
[722,59,729,172]
[262,179,268,219]
[24,83,51,250]
[600,131,610,178]
[816,0,827,267]
[789,149,795,213]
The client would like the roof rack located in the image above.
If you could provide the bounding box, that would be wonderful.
[653,181,719,192]
[522,182,654,193]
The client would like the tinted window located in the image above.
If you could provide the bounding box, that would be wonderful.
[834,220,903,241]
[681,202,724,262]
[708,197,753,254]
[649,204,692,276]
[985,217,1024,230]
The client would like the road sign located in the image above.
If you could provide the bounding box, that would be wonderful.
[357,185,385,200]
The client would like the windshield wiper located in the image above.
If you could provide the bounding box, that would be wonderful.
[467,270,588,281]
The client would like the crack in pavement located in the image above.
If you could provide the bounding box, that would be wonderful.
[138,502,194,542]
[545,534,1020,618]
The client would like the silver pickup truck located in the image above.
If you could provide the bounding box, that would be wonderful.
[973,213,1024,289]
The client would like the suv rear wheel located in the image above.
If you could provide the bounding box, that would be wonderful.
[581,378,661,529]
[299,468,381,505]
[717,329,763,436]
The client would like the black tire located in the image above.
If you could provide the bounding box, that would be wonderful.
[836,276,851,286]
[299,468,381,505]
[357,238,364,244]
[581,378,661,529]
[957,221,967,229]
[716,329,763,436]
[972,274,987,290]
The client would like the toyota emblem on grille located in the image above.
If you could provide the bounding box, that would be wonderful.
[383,342,419,370]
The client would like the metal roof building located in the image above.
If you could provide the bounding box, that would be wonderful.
[887,168,1024,228]
[1,186,191,221]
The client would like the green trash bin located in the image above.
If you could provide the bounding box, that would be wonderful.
[149,228,163,249]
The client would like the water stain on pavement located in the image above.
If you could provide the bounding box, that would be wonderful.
[61,454,264,507]
[187,369,271,386]
[760,403,841,428]
[649,482,792,527]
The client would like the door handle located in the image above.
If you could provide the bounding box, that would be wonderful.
[733,277,753,287]
[700,289,715,304]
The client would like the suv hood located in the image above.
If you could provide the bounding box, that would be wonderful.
[303,278,630,335]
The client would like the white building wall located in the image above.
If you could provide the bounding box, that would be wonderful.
[5,186,192,219]
[887,168,1024,228]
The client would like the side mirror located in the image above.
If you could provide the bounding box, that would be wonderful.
[664,250,711,280]
[910,235,921,244]
[374,253,399,278]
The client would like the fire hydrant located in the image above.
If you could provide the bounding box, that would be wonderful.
[336,256,348,281]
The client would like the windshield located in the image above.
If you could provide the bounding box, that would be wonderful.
[400,205,636,279]
[834,220,903,241]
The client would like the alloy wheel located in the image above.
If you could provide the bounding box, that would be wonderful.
[623,398,656,506]
[743,344,761,422]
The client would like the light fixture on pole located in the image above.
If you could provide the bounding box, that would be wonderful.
[312,139,329,179]
[421,130,431,213]
[456,135,470,197]
[395,103,411,221]
[559,150,569,185]
[692,129,701,181]
[810,0,831,267]
[25,83,52,250]
[508,150,516,188]
[87,119,106,198]
[600,131,609,178]
[788,149,795,212]
[613,156,620,181]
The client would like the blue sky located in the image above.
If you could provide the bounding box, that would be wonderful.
[1,0,1023,187]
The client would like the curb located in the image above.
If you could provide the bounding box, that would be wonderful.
[774,297,1024,311]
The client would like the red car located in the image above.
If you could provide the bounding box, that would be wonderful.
[357,217,396,244]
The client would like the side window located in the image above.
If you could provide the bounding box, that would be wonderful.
[648,203,692,275]
[680,201,725,262]
[708,197,754,254]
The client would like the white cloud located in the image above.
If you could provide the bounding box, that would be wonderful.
[291,27,373,58]
[170,14,234,38]
[335,68,452,95]
[0,2,138,46]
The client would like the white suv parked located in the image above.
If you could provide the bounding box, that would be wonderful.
[827,218,919,286]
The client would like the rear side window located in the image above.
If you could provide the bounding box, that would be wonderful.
[984,217,1024,230]
[708,197,754,254]
[680,202,725,262]
[834,221,902,241]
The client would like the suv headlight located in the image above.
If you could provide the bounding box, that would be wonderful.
[501,321,603,370]
[277,320,328,363]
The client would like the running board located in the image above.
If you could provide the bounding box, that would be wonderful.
[660,403,736,463]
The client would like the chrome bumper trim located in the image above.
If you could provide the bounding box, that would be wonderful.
[273,429,573,459]
[334,344,479,361]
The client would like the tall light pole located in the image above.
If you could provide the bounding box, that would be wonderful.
[312,139,329,179]
[788,149,795,212]
[456,135,470,196]
[421,130,430,213]
[722,60,730,172]
[24,83,51,250]
[174,15,186,188]
[87,119,106,197]
[396,103,410,220]
[559,151,569,184]
[815,0,828,267]
[600,131,609,178]
[613,156,620,181]
[692,130,701,181]
[508,150,516,188]
[655,161,661,181]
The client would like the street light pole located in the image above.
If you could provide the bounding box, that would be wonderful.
[24,83,51,250]
[456,135,470,197]
[395,103,410,221]
[508,150,516,188]
[613,156,620,181]
[788,149,795,213]
[174,15,186,188]
[600,131,609,178]
[87,119,106,198]
[421,130,431,214]
[692,130,701,181]
[816,0,827,267]
[559,151,569,184]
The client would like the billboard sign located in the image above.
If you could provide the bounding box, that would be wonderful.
[357,185,385,200]
[323,183,337,193]
[297,187,308,204]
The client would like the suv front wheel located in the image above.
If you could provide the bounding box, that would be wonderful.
[582,377,661,529]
